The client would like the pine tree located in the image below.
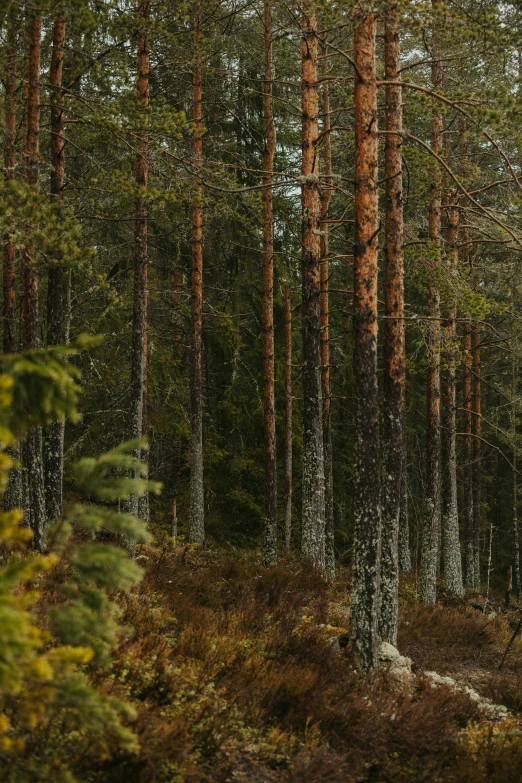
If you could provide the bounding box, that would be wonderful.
[20,11,46,551]
[441,188,463,596]
[349,6,381,669]
[320,50,335,581]
[262,0,277,567]
[189,7,205,544]
[284,283,293,551]
[300,0,325,569]
[380,3,405,644]
[129,0,150,520]
[420,1,443,604]
[44,14,67,523]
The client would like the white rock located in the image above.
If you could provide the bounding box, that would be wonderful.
[328,636,341,654]
[378,642,413,684]
[378,642,401,661]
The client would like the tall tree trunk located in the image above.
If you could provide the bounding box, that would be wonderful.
[379,6,405,644]
[173,268,183,360]
[284,284,293,551]
[189,8,205,543]
[420,6,442,604]
[300,1,325,569]
[262,1,277,566]
[512,336,521,599]
[21,12,46,551]
[4,21,17,356]
[461,118,475,589]
[398,420,411,570]
[349,8,381,669]
[320,49,335,580]
[43,15,66,523]
[128,0,150,519]
[138,287,150,521]
[3,20,22,513]
[441,188,464,595]
[472,319,481,586]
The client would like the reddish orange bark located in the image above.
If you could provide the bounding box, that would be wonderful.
[380,5,405,643]
[21,13,46,551]
[21,14,42,352]
[3,22,17,355]
[349,9,380,669]
[300,1,325,568]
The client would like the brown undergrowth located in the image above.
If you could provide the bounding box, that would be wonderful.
[54,545,522,782]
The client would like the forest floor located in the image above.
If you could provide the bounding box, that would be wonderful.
[88,542,522,782]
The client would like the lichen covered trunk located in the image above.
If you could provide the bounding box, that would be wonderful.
[420,11,442,604]
[320,58,334,580]
[284,284,293,551]
[300,2,325,569]
[138,288,150,522]
[44,16,66,523]
[3,20,22,513]
[471,323,481,586]
[349,9,381,669]
[3,21,17,356]
[380,6,405,643]
[441,190,463,596]
[463,314,474,587]
[512,349,521,599]
[127,0,150,520]
[189,11,205,543]
[398,444,411,571]
[262,1,277,566]
[21,13,46,550]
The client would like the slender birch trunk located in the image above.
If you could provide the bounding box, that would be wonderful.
[380,5,404,643]
[420,5,442,604]
[262,1,277,566]
[3,20,22,513]
[189,8,205,543]
[349,8,381,669]
[300,1,325,569]
[284,284,293,551]
[472,319,481,586]
[441,188,463,595]
[43,16,66,523]
[320,49,335,580]
[21,12,46,551]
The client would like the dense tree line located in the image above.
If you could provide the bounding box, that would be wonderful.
[3,0,522,668]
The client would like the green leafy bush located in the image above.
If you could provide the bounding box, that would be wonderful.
[0,338,160,781]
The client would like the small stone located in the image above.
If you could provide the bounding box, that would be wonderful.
[328,636,341,654]
[378,642,401,661]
